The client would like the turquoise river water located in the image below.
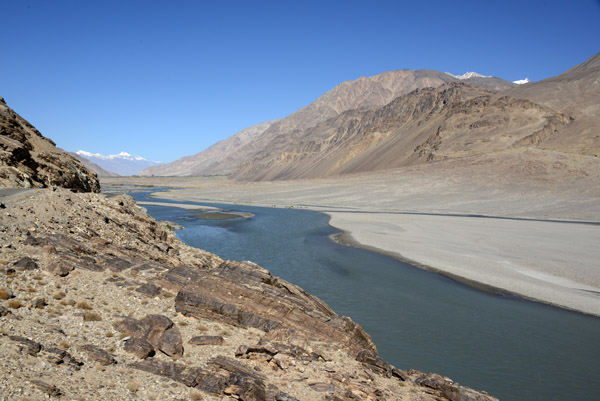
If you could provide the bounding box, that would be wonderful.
[128,189,600,401]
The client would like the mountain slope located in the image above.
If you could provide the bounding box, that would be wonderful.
[231,83,571,181]
[502,52,600,157]
[141,69,516,177]
[140,120,278,176]
[0,97,100,192]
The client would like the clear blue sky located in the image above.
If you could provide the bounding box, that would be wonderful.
[2,0,599,162]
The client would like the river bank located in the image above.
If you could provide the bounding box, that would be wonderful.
[101,150,600,317]
[327,211,600,316]
[150,187,600,316]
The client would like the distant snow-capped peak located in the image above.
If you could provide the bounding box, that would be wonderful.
[512,78,530,85]
[76,150,163,176]
[446,71,491,80]
[76,150,147,161]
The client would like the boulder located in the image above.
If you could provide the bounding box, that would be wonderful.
[13,256,38,270]
[114,314,183,359]
[80,344,116,365]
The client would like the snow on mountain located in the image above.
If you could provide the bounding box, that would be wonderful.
[76,150,164,176]
[445,71,491,79]
[512,78,530,85]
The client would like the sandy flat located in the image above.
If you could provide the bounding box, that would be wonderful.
[103,150,600,316]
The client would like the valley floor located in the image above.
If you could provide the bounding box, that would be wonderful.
[105,149,600,316]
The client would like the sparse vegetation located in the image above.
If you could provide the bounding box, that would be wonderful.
[126,381,140,393]
[76,300,93,310]
[0,288,10,300]
[52,291,66,300]
[7,299,23,309]
[83,311,102,321]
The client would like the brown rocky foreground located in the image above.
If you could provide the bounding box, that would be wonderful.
[0,188,498,400]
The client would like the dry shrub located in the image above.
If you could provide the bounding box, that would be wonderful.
[52,291,66,300]
[0,289,10,300]
[76,301,92,310]
[126,381,140,393]
[7,299,23,309]
[83,312,102,321]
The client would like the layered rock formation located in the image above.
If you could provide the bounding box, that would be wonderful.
[139,69,515,177]
[0,97,100,192]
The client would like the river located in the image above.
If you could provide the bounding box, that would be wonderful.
[125,188,600,401]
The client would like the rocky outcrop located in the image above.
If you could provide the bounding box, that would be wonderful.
[168,260,377,357]
[0,97,99,192]
[0,188,498,400]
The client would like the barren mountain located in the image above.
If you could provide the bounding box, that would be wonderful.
[141,70,515,177]
[0,97,99,192]
[140,120,278,176]
[231,83,571,181]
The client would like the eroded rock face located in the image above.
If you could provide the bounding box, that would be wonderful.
[170,260,377,357]
[0,97,100,192]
